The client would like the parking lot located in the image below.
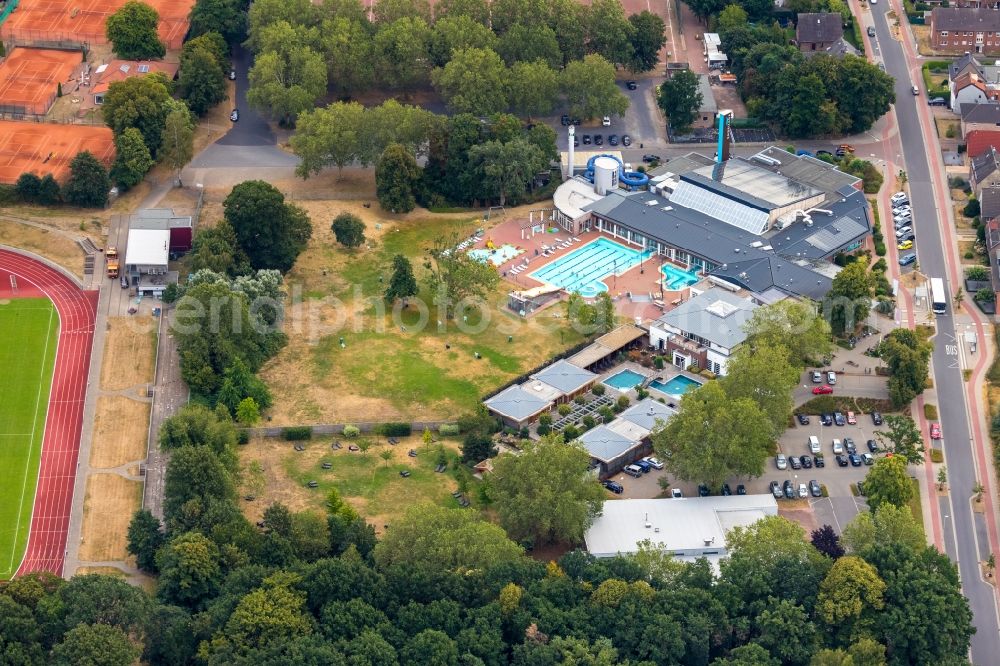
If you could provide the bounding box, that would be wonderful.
[601,411,884,533]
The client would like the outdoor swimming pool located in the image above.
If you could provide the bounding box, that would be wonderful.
[661,263,700,290]
[649,374,703,397]
[530,238,650,297]
[468,244,521,266]
[603,369,646,391]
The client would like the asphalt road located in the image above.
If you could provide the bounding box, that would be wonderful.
[218,43,274,147]
[871,3,1000,659]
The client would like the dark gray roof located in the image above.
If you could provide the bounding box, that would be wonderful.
[951,53,985,82]
[981,186,1000,220]
[617,398,677,431]
[972,146,1000,183]
[530,359,597,395]
[817,37,859,58]
[484,385,550,421]
[697,75,717,114]
[961,102,1000,124]
[933,7,1000,33]
[647,153,715,179]
[797,13,844,44]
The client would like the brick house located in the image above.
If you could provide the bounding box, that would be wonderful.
[931,8,1000,54]
[796,13,844,52]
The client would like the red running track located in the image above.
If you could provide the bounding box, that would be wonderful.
[0,250,97,577]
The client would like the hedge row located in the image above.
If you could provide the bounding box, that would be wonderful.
[282,426,312,441]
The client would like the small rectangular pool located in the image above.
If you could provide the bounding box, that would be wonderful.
[603,369,646,391]
[649,374,703,397]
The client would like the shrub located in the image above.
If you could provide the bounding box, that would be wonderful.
[874,241,886,256]
[636,387,649,400]
[591,384,606,396]
[375,422,411,437]
[967,265,989,280]
[615,395,630,412]
[574,395,587,405]
[964,198,981,217]
[538,413,553,427]
[598,406,615,422]
[872,258,887,273]
[930,448,944,463]
[654,356,665,369]
[438,423,460,436]
[537,423,551,435]
[700,369,717,380]
[924,403,938,420]
[561,425,580,440]
[519,427,529,439]
[282,426,312,441]
[237,430,250,445]
[343,424,360,438]
[946,124,957,139]
[965,251,975,260]
[558,404,572,416]
[976,288,996,303]
[582,415,596,429]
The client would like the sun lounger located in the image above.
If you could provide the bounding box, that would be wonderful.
[399,470,411,477]
[573,237,581,242]
[452,490,463,498]
[408,449,418,457]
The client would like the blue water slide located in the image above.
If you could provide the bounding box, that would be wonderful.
[583,154,649,189]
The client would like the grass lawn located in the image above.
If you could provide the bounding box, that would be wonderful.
[239,435,477,531]
[260,209,588,424]
[0,298,58,579]
[909,477,925,540]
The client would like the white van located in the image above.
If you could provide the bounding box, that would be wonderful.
[809,436,821,454]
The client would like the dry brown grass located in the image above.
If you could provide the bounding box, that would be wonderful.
[912,25,935,55]
[78,474,142,563]
[192,80,237,157]
[74,566,128,576]
[0,221,88,278]
[99,316,156,391]
[156,187,200,217]
[91,396,151,468]
[936,118,959,140]
[778,504,819,534]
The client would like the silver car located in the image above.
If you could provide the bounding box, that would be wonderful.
[776,454,788,470]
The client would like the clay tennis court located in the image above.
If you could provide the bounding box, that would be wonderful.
[0,120,114,184]
[0,48,82,116]
[1,0,196,50]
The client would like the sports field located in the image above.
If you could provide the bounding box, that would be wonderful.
[0,297,58,579]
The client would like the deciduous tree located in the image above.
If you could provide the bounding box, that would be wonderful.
[432,47,509,116]
[487,437,606,545]
[841,503,925,554]
[110,127,153,189]
[428,15,496,66]
[62,151,110,208]
[52,623,138,666]
[102,73,172,154]
[817,556,885,641]
[657,70,702,134]
[384,254,418,304]
[874,414,925,464]
[652,381,776,488]
[105,0,165,60]
[744,299,833,367]
[863,455,914,512]
[561,54,630,120]
[588,0,634,66]
[189,0,247,43]
[291,101,364,177]
[627,11,666,73]
[224,180,312,272]
[425,235,500,316]
[189,221,251,277]
[508,60,560,119]
[374,17,433,90]
[375,143,421,213]
[126,509,165,572]
[497,24,562,68]
[824,261,872,336]
[160,103,195,176]
[247,35,327,123]
[177,45,227,116]
[155,531,224,609]
[331,212,366,248]
[721,344,799,435]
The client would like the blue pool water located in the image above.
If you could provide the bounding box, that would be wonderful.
[649,374,703,397]
[468,244,521,266]
[530,237,650,297]
[603,369,646,390]
[661,263,700,290]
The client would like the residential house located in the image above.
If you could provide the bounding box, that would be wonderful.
[483,359,597,429]
[931,8,1000,54]
[648,288,759,376]
[584,495,779,567]
[966,130,1000,157]
[796,13,844,52]
[694,74,718,128]
[92,60,179,106]
[984,218,1000,290]
[980,186,1000,221]
[579,398,675,477]
[961,103,1000,138]
[971,146,1000,198]
[950,52,985,83]
[951,72,1000,112]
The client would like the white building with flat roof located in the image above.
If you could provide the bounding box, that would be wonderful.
[584,495,778,566]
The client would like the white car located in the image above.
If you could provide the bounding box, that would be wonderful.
[602,115,611,126]
[671,488,683,498]
[776,454,788,470]
[890,191,908,203]
[643,456,665,470]
[832,439,844,455]
[895,226,912,237]
[798,483,808,498]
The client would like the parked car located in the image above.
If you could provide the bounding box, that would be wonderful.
[593,134,604,145]
[867,439,879,453]
[809,436,821,454]
[626,80,638,90]
[603,480,623,494]
[642,154,662,163]
[814,455,826,468]
[797,413,811,425]
[899,233,915,243]
[722,483,732,496]
[836,454,849,467]
[827,371,837,385]
[608,134,619,146]
[834,412,846,426]
[844,437,857,454]
[582,134,592,145]
[811,370,823,383]
[847,411,857,425]
[671,488,683,498]
[895,226,912,238]
[737,484,747,495]
[832,439,844,454]
[789,455,802,470]
[871,411,883,425]
[898,240,913,250]
[867,26,876,37]
[862,452,875,465]
[230,109,239,122]
[849,453,863,466]
[809,479,822,497]
[800,455,813,469]
[899,253,917,266]
[798,483,809,498]
[770,481,783,498]
[698,484,710,497]
[643,456,664,470]
[623,464,643,477]
[560,115,571,125]
[634,459,652,473]
[930,422,942,439]
[776,454,788,470]
[929,97,948,106]
[602,115,611,126]
[229,69,237,80]
[813,384,834,395]
[890,192,908,204]
[621,134,632,146]
[821,413,833,426]
[912,85,920,95]
[783,480,795,499]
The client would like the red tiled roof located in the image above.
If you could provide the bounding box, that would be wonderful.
[967,130,1000,160]
[92,60,179,95]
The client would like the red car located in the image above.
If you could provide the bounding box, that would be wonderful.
[930,422,942,440]
[812,385,834,395]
